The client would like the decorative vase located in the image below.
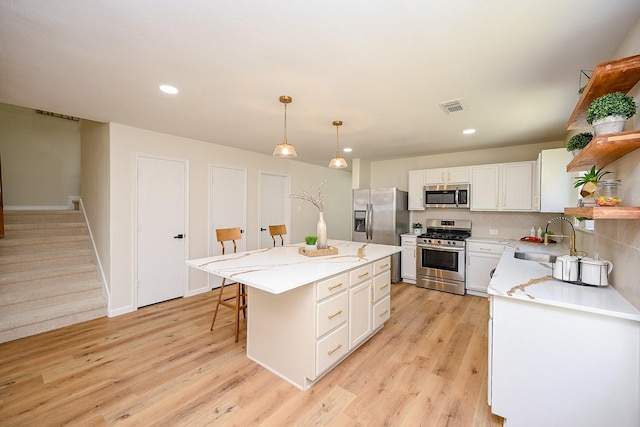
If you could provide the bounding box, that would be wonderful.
[316,212,328,249]
[592,115,627,135]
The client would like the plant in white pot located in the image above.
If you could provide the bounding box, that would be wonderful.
[586,91,637,135]
[566,132,593,157]
[304,235,317,250]
[412,222,423,235]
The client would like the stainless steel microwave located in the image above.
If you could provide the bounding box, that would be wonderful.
[424,184,470,208]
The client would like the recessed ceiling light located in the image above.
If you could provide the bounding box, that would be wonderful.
[343,147,352,153]
[463,128,476,135]
[159,84,179,94]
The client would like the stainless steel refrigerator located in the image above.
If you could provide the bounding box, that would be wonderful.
[352,188,409,283]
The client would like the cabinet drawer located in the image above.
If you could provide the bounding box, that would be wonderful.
[401,236,417,247]
[373,270,391,302]
[350,264,373,286]
[316,323,348,375]
[373,295,391,330]
[373,257,391,275]
[316,292,348,338]
[468,241,505,255]
[316,272,348,301]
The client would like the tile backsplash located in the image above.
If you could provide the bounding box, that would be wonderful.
[410,209,560,240]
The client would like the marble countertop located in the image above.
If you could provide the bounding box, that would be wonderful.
[187,240,401,295]
[488,243,640,321]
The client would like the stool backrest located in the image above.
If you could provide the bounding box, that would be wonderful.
[269,224,287,246]
[215,227,242,254]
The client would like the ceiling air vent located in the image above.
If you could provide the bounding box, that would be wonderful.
[439,99,465,115]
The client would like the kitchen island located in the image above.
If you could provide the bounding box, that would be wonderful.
[488,242,640,427]
[187,240,401,390]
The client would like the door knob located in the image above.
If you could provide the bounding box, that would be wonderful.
[260,227,266,231]
[173,234,184,239]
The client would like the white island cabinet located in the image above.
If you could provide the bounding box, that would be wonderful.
[488,244,640,427]
[187,240,400,390]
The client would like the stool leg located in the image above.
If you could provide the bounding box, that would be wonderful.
[234,283,241,342]
[241,283,247,318]
[210,279,226,331]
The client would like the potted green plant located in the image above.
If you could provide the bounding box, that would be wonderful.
[586,91,637,135]
[304,235,317,250]
[412,222,423,235]
[565,132,593,156]
[574,166,611,198]
[575,216,595,231]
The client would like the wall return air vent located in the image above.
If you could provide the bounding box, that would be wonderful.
[439,99,466,114]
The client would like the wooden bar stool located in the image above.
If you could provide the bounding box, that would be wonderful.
[268,224,287,247]
[210,227,247,342]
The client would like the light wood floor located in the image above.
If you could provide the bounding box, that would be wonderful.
[0,282,503,426]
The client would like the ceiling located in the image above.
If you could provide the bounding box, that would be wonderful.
[1,1,639,170]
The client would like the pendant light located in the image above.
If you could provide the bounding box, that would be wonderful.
[328,120,348,169]
[273,95,297,158]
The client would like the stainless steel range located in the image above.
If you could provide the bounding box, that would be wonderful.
[416,219,471,295]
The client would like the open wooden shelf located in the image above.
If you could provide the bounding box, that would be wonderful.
[566,130,640,172]
[564,206,640,219]
[567,55,640,130]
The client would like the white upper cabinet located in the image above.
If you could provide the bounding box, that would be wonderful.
[408,170,425,210]
[536,148,575,213]
[424,166,470,185]
[471,162,535,211]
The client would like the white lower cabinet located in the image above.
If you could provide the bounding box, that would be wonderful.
[466,240,505,295]
[489,295,640,426]
[400,234,416,283]
[349,279,372,348]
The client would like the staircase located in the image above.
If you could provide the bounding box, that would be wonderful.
[0,210,107,344]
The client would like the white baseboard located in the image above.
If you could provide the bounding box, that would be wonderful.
[108,304,136,317]
[186,286,211,297]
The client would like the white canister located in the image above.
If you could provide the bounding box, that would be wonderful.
[580,258,613,286]
[553,255,579,282]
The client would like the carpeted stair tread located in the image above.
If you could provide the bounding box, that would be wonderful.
[3,210,85,224]
[0,248,94,274]
[0,278,103,307]
[0,298,107,343]
[0,236,91,256]
[0,263,98,288]
[0,296,107,331]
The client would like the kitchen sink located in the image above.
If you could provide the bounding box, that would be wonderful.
[514,251,556,263]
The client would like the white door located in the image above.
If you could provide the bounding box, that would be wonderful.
[259,172,290,249]
[209,165,246,288]
[136,155,187,307]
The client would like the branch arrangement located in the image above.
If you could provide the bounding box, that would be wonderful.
[289,181,325,212]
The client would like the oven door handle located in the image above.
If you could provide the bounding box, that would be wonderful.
[417,244,465,253]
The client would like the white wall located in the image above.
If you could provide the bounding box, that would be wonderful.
[80,120,111,293]
[105,123,352,315]
[0,103,81,208]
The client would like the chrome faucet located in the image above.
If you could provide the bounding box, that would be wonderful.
[545,216,578,256]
